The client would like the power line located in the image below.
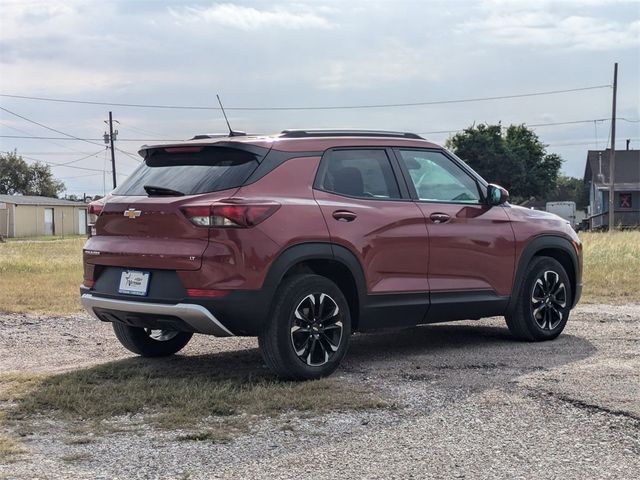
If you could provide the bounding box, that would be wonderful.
[0,152,100,155]
[1,150,130,175]
[4,152,105,172]
[0,106,105,147]
[3,118,636,141]
[58,149,108,166]
[0,120,104,156]
[547,138,639,147]
[0,108,142,163]
[0,135,182,141]
[0,85,612,111]
[114,147,143,162]
[120,122,169,138]
[418,117,640,136]
[58,172,103,180]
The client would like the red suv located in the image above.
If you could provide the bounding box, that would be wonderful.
[80,130,582,380]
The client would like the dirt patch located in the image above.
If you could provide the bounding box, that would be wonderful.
[1,304,639,479]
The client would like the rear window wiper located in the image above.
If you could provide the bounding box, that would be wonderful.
[143,185,185,196]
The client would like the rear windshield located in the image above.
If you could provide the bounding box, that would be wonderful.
[113,147,260,196]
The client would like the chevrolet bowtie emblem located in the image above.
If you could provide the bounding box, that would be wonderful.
[124,208,142,219]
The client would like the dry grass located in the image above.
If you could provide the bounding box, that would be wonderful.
[0,355,391,450]
[2,357,390,429]
[0,372,48,402]
[0,431,26,461]
[60,452,92,463]
[579,231,640,303]
[0,232,637,316]
[0,237,85,314]
[6,234,85,242]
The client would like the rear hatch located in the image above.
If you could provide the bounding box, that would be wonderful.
[85,143,267,271]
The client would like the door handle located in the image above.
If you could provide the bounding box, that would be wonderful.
[429,212,451,224]
[332,210,357,222]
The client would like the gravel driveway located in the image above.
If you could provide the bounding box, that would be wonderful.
[1,303,639,479]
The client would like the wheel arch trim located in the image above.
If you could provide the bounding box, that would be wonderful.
[507,235,580,315]
[263,242,367,307]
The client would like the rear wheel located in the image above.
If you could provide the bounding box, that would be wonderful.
[112,323,193,357]
[259,274,351,380]
[505,256,572,341]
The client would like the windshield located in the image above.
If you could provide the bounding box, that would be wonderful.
[113,146,260,196]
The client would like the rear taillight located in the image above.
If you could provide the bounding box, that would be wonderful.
[181,201,280,228]
[88,201,104,224]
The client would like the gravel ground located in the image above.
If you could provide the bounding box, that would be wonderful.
[1,304,639,479]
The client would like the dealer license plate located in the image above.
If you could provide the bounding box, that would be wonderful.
[118,270,150,296]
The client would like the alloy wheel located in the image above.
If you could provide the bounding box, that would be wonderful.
[145,329,179,342]
[531,270,567,330]
[290,293,343,367]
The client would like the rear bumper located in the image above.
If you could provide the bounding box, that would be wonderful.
[81,293,234,337]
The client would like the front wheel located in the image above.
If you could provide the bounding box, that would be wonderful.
[259,274,351,380]
[505,256,572,341]
[112,323,193,357]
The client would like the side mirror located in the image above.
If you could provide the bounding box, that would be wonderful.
[487,184,509,206]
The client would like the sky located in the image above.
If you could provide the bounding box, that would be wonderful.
[0,0,639,197]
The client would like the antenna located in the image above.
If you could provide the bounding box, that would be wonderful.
[216,94,245,137]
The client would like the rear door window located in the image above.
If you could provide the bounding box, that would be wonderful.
[113,146,260,196]
[316,149,401,200]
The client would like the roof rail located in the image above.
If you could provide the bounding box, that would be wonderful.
[280,129,424,140]
[190,132,247,140]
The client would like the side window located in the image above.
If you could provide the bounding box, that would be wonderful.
[319,149,401,200]
[399,150,481,204]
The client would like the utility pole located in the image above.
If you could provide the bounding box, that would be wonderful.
[103,111,119,189]
[608,63,618,231]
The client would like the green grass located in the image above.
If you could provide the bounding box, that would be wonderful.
[579,231,640,303]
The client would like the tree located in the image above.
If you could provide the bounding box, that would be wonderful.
[445,123,563,201]
[0,151,65,197]
[0,150,30,194]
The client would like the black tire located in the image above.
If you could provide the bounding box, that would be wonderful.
[505,256,572,341]
[258,274,351,380]
[112,323,193,357]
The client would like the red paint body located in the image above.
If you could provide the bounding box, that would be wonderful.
[83,134,582,333]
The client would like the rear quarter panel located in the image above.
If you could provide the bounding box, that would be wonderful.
[188,155,329,291]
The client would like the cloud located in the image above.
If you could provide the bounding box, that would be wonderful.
[312,42,441,90]
[462,11,640,50]
[480,0,640,10]
[168,3,332,30]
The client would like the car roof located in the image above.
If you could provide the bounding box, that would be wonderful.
[137,130,442,157]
